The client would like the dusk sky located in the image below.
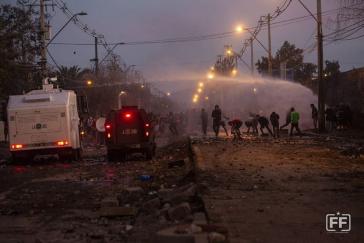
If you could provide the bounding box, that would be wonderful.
[7,0,364,81]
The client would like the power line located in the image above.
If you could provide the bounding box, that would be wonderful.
[47,4,360,48]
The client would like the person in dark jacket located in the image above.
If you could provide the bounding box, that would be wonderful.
[257,115,274,136]
[228,119,243,141]
[280,109,291,130]
[211,105,222,137]
[270,112,280,138]
[325,107,336,131]
[310,104,318,130]
[201,108,208,136]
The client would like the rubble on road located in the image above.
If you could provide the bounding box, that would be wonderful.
[168,202,192,221]
[99,206,138,218]
[0,137,213,242]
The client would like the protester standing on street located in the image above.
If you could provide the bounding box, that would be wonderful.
[325,107,336,131]
[290,107,302,136]
[211,105,222,137]
[270,112,280,138]
[310,104,318,130]
[201,108,208,136]
[168,112,178,135]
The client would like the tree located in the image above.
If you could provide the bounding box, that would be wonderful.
[324,60,340,78]
[256,41,317,82]
[56,65,82,88]
[0,4,40,99]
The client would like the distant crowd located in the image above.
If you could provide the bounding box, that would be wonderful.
[66,102,354,145]
[198,102,354,140]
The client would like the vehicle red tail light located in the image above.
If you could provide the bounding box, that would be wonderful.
[57,141,69,146]
[11,144,23,149]
[105,124,111,129]
[107,133,111,138]
[145,131,149,137]
[124,113,132,119]
[145,123,150,127]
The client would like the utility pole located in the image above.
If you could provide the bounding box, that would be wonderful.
[39,0,47,79]
[267,14,273,77]
[317,0,325,132]
[94,37,99,76]
[250,37,254,75]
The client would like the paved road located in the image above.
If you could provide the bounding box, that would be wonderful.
[193,135,364,243]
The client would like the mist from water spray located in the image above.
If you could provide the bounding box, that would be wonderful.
[152,68,317,130]
[193,74,318,129]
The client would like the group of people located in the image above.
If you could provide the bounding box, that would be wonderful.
[201,105,303,140]
[325,104,353,131]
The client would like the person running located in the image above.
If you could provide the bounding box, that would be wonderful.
[211,105,222,137]
[270,112,280,138]
[200,108,208,136]
[257,115,274,136]
[310,104,318,130]
[290,107,302,136]
[280,109,292,130]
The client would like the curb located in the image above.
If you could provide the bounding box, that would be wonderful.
[188,137,229,243]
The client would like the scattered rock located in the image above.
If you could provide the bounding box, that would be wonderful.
[101,197,119,207]
[168,202,191,221]
[193,212,207,225]
[156,225,195,243]
[118,187,144,204]
[159,184,197,204]
[168,159,186,168]
[99,206,138,217]
[208,232,226,243]
[143,197,161,213]
[89,230,104,239]
[125,224,133,232]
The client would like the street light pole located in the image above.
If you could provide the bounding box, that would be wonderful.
[297,0,325,132]
[39,0,47,78]
[46,12,88,48]
[250,37,254,75]
[317,0,325,132]
[267,14,273,77]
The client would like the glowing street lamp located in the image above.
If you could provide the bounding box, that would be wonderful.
[205,96,209,100]
[210,66,215,71]
[235,25,244,34]
[86,80,93,86]
[226,49,233,56]
[167,92,171,96]
[207,72,214,80]
[198,82,204,88]
[232,69,237,76]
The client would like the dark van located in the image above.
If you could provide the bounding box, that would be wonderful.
[105,106,156,161]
